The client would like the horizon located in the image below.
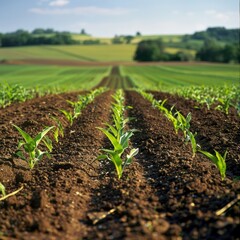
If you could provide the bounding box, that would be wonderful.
[0,0,239,37]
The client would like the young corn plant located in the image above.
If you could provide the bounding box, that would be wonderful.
[138,90,198,157]
[60,88,106,126]
[98,90,138,179]
[51,116,64,143]
[185,131,199,157]
[198,149,227,180]
[12,124,54,169]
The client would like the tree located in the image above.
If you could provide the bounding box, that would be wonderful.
[134,39,165,61]
[80,29,86,35]
[124,35,134,44]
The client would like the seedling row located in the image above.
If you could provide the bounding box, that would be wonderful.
[0,89,239,239]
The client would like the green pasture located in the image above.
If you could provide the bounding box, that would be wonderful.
[121,63,239,90]
[0,65,109,90]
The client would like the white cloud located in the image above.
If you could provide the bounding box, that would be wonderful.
[204,10,237,21]
[49,0,70,7]
[30,6,131,16]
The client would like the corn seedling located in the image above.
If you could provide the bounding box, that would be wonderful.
[12,124,54,169]
[198,149,227,180]
[98,90,138,179]
[138,90,199,157]
[51,116,64,143]
[185,131,199,157]
[215,98,232,115]
[60,109,74,126]
[61,88,106,126]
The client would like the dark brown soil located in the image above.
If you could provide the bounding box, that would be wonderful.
[0,90,239,240]
[95,66,136,89]
[2,59,221,67]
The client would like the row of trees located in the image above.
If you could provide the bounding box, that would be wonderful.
[0,30,78,47]
[191,27,239,43]
[196,38,239,63]
[0,29,142,47]
[134,38,239,63]
[134,39,193,62]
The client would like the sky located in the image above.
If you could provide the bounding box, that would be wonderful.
[0,0,239,37]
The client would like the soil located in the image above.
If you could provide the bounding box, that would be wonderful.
[95,66,136,89]
[2,59,222,67]
[0,90,239,240]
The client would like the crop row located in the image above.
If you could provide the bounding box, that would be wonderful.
[138,89,228,180]
[175,84,240,115]
[0,83,65,108]
[0,88,105,200]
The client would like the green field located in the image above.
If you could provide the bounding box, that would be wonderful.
[0,63,238,91]
[0,44,195,62]
[121,64,239,90]
[0,65,109,90]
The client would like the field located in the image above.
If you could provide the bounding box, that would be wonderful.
[0,65,109,90]
[0,44,239,239]
[0,44,195,62]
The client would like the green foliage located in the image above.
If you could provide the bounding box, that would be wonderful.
[176,85,239,115]
[134,39,165,61]
[12,124,54,169]
[196,38,239,63]
[0,83,35,108]
[98,90,138,179]
[199,150,227,180]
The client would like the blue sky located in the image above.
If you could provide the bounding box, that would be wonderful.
[0,0,239,36]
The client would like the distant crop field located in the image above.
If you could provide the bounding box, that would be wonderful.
[0,64,109,90]
[0,44,195,62]
[121,63,239,90]
[0,45,136,62]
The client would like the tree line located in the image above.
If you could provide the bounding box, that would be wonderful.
[134,38,239,63]
[0,30,78,47]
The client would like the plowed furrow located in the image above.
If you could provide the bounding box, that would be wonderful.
[150,91,240,177]
[0,91,113,239]
[124,90,239,240]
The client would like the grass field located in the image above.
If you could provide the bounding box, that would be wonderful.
[121,64,239,90]
[0,44,195,62]
[0,65,109,90]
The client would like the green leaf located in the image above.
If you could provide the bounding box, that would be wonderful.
[127,148,139,159]
[120,131,134,150]
[12,124,33,144]
[110,152,123,179]
[97,127,122,152]
[105,123,118,137]
[15,150,26,160]
[97,154,108,160]
[34,126,54,147]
